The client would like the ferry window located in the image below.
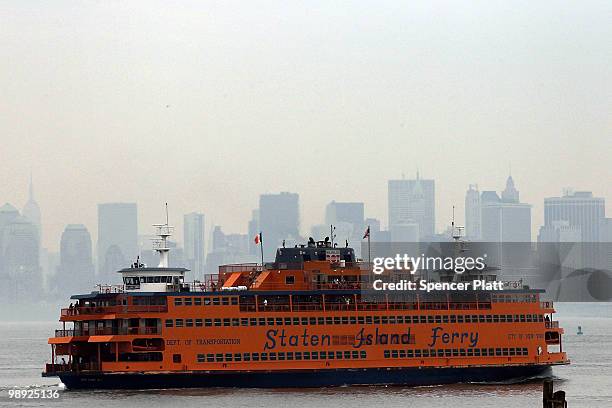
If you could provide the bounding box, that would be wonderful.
[488,348,494,356]
[287,352,294,360]
[459,349,466,357]
[442,315,449,323]
[197,354,205,363]
[186,319,193,327]
[336,351,342,359]
[303,352,310,360]
[284,317,292,325]
[381,316,388,324]
[495,348,502,356]
[467,349,474,357]
[360,351,366,359]
[285,276,295,284]
[215,354,223,362]
[350,317,357,324]
[436,350,444,357]
[311,352,318,360]
[175,319,184,328]
[231,297,238,305]
[261,353,268,361]
[223,319,230,327]
[214,319,221,327]
[357,316,365,324]
[434,316,441,324]
[195,319,203,327]
[520,315,526,322]
[301,317,308,325]
[173,354,181,363]
[327,352,334,360]
[212,298,220,306]
[174,298,183,306]
[457,315,464,323]
[221,298,229,306]
[451,349,458,357]
[309,317,316,325]
[318,317,325,325]
[407,350,414,358]
[234,353,242,362]
[250,318,258,326]
[225,354,233,362]
[474,349,481,357]
[493,315,500,323]
[267,318,275,326]
[243,353,251,361]
[419,316,426,323]
[205,319,212,327]
[526,315,533,322]
[427,316,434,324]
[165,319,173,327]
[259,318,266,326]
[184,298,193,306]
[450,315,457,323]
[204,298,212,306]
[295,352,302,360]
[333,317,341,325]
[252,353,260,361]
[241,318,249,326]
[365,316,373,324]
[276,318,283,325]
[278,352,285,361]
[422,350,429,358]
[464,315,471,323]
[232,318,240,327]
[194,298,202,306]
[374,316,381,324]
[207,354,214,362]
[391,350,399,358]
[292,317,300,325]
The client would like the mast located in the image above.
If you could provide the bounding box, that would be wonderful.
[152,203,174,268]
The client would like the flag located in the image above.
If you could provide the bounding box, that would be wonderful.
[363,226,370,239]
[254,233,261,245]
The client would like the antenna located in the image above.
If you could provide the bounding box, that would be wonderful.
[165,202,169,226]
[152,204,174,268]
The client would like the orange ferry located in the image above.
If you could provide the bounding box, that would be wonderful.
[43,223,568,389]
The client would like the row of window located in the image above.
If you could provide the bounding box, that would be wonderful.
[165,314,545,328]
[174,297,238,307]
[196,350,367,363]
[383,347,529,359]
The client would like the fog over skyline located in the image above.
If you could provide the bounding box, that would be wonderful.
[2,1,610,251]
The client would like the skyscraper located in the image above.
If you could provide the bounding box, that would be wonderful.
[0,214,42,302]
[325,201,365,247]
[259,192,300,260]
[480,176,532,242]
[183,212,205,279]
[544,191,605,243]
[465,184,481,240]
[388,173,435,240]
[22,175,41,243]
[97,203,138,282]
[53,224,95,297]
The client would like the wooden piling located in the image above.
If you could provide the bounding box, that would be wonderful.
[543,379,567,408]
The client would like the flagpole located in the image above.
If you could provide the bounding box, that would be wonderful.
[259,231,264,270]
[367,225,371,269]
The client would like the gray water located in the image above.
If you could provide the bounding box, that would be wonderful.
[0,303,610,407]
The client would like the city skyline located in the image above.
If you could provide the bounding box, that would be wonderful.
[1,172,611,253]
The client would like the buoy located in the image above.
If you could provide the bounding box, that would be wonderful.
[577,325,583,335]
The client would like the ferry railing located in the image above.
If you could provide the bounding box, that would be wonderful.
[45,362,100,374]
[545,321,560,329]
[325,303,355,311]
[256,304,291,312]
[54,329,75,337]
[54,327,160,337]
[540,301,554,309]
[61,305,168,317]
[292,303,323,311]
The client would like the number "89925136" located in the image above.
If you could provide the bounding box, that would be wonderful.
[8,389,60,399]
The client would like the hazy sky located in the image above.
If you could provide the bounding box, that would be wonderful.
[1,0,610,252]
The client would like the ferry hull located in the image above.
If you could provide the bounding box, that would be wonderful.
[58,365,553,390]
